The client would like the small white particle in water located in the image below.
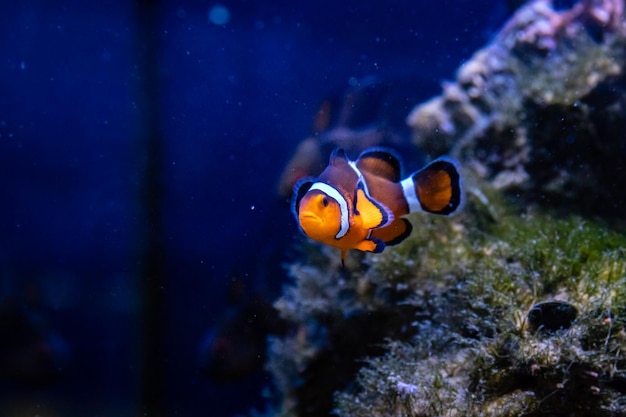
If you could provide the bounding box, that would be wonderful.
[250,205,255,210]
[20,61,25,70]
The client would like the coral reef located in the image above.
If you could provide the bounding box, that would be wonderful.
[407,0,626,218]
[263,1,626,416]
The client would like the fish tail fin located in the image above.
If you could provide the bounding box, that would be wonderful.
[401,157,463,215]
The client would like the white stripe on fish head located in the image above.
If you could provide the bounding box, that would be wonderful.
[308,182,350,239]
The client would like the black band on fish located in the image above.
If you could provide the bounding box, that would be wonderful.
[292,178,316,216]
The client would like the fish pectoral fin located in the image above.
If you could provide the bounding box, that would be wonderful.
[355,238,385,253]
[355,186,394,229]
[370,218,413,246]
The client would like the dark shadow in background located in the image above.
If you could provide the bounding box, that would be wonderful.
[134,0,166,416]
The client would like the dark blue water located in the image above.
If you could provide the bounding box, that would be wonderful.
[0,0,509,416]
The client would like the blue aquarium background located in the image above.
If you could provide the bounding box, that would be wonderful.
[0,1,511,416]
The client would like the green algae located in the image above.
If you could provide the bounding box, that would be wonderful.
[267,182,626,417]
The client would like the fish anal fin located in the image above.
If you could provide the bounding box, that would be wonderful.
[355,238,385,253]
[356,186,393,229]
[413,158,462,215]
[356,147,403,182]
[371,218,413,246]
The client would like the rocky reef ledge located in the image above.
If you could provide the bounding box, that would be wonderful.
[269,194,626,417]
[408,0,626,218]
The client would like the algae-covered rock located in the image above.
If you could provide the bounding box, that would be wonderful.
[262,1,626,416]
[267,185,626,417]
[407,0,626,219]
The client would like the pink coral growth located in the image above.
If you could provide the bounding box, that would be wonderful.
[499,0,625,53]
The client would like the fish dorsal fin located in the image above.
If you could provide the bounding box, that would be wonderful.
[329,148,349,166]
[411,157,463,215]
[356,147,403,182]
[319,148,359,198]
[355,183,394,229]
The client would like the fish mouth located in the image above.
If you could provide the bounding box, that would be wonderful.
[299,211,321,224]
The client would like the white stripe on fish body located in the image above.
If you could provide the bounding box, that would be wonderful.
[348,160,371,196]
[347,160,362,178]
[401,176,422,213]
[308,182,350,239]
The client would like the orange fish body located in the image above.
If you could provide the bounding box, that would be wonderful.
[292,147,463,264]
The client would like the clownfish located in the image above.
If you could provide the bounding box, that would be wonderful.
[292,147,463,264]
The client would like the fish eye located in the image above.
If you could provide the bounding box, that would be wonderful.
[322,197,329,207]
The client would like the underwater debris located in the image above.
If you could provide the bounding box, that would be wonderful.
[407,0,626,218]
[526,300,578,333]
